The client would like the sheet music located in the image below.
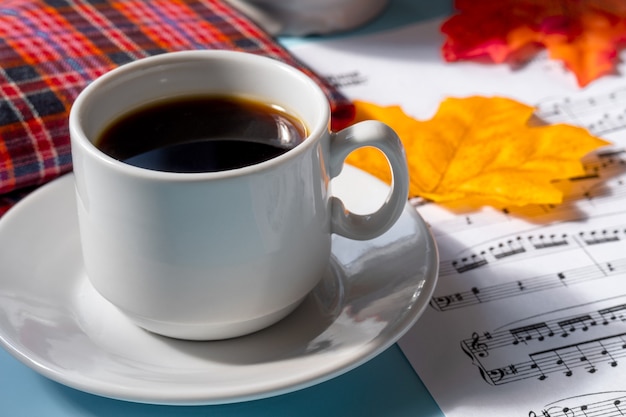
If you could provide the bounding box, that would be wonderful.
[289,19,626,417]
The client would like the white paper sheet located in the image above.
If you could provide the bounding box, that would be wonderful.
[290,19,626,417]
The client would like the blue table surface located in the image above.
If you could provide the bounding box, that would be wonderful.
[0,1,452,415]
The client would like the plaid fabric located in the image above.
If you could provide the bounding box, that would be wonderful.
[0,0,355,217]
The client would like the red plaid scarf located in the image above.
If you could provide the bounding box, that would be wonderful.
[0,0,355,217]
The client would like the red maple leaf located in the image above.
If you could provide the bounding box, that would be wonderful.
[441,0,626,86]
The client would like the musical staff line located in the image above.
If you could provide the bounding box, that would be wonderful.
[481,332,626,385]
[461,302,626,358]
[432,258,626,311]
[535,87,626,136]
[529,391,626,417]
[440,225,626,277]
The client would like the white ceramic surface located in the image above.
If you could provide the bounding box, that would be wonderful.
[225,0,390,35]
[69,50,409,340]
[0,166,438,405]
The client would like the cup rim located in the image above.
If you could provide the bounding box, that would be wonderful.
[69,50,331,181]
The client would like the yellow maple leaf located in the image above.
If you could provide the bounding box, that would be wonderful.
[346,97,610,207]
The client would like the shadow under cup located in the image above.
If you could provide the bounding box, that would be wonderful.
[70,51,335,340]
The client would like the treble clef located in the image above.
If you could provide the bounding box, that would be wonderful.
[470,332,489,357]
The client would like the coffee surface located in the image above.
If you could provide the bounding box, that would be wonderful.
[96,95,307,173]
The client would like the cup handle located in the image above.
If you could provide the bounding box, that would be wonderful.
[329,120,409,240]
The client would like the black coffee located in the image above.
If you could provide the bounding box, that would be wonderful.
[96,95,308,173]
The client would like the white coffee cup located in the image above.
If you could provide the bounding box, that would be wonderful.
[69,50,408,340]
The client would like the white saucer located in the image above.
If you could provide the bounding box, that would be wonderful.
[0,165,438,405]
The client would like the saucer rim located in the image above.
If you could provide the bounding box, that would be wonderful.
[0,166,438,405]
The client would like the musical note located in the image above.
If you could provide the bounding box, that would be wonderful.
[530,356,548,381]
[475,332,626,385]
[529,392,626,417]
[553,350,574,377]
[599,340,619,368]
[530,234,569,250]
[432,259,626,311]
[580,404,589,417]
[598,305,626,324]
[579,229,621,245]
[557,315,597,337]
[511,323,555,345]
[459,296,626,389]
[535,87,626,136]
[471,287,482,303]
[451,254,489,273]
[489,237,526,259]
[441,225,626,278]
[574,149,626,180]
[461,301,626,356]
[570,343,600,375]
